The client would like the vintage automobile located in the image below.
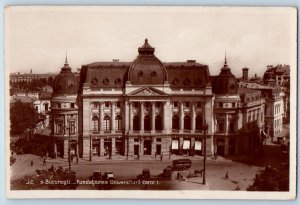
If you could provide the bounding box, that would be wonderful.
[89,171,102,180]
[171,158,192,171]
[137,168,150,180]
[103,171,115,180]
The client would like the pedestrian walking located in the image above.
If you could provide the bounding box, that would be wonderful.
[154,152,157,159]
[30,160,33,166]
[225,171,229,179]
[76,156,79,164]
[43,158,46,166]
[160,153,163,161]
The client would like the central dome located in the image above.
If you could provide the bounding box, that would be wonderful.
[128,39,168,85]
[212,57,238,94]
[53,58,79,95]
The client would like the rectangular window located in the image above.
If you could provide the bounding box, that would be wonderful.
[71,103,75,108]
[219,103,223,108]
[197,102,202,108]
[173,102,178,108]
[231,102,235,108]
[133,102,139,107]
[185,102,190,107]
[58,103,61,108]
[218,120,224,132]
[116,102,121,108]
[105,102,110,108]
[156,102,161,107]
[56,122,63,134]
[145,102,150,107]
[69,121,76,134]
[156,138,161,142]
[134,138,139,142]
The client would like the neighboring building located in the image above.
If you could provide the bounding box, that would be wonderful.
[263,64,290,86]
[50,39,266,159]
[51,58,80,158]
[33,91,52,114]
[212,59,265,156]
[10,72,57,83]
[239,79,285,140]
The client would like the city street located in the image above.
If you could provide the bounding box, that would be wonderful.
[10,154,263,191]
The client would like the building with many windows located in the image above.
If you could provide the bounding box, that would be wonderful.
[50,39,266,159]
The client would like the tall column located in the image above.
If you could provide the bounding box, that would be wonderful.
[100,138,104,156]
[99,102,104,133]
[179,102,184,133]
[225,114,229,135]
[163,101,171,134]
[191,102,196,133]
[111,137,116,155]
[224,137,229,156]
[140,102,144,133]
[140,138,144,155]
[125,101,129,132]
[111,102,115,133]
[151,102,155,133]
[129,102,133,132]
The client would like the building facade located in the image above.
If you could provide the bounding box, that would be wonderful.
[51,39,266,159]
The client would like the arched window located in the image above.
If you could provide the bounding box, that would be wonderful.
[172,115,179,130]
[144,115,151,131]
[155,115,162,131]
[92,116,99,131]
[184,115,191,130]
[115,115,122,130]
[133,115,140,131]
[195,115,203,131]
[103,115,111,131]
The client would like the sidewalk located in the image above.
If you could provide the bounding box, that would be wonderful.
[45,154,232,165]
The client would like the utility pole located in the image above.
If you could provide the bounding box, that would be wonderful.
[89,131,92,161]
[203,122,208,185]
[68,125,71,172]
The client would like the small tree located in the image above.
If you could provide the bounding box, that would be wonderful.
[10,100,39,135]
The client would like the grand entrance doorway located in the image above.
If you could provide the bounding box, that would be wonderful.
[104,139,112,157]
[143,140,152,155]
[134,144,139,155]
[92,139,100,156]
[156,144,161,155]
[115,138,124,155]
[217,139,225,156]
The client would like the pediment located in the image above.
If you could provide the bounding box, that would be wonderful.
[128,87,167,96]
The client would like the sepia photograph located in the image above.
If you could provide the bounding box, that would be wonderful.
[4,6,297,199]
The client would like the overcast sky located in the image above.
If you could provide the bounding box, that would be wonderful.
[5,6,296,77]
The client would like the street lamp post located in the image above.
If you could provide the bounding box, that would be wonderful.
[67,125,71,172]
[89,131,92,161]
[202,122,208,185]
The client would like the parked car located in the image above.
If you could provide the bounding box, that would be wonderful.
[103,171,114,180]
[172,158,192,171]
[137,168,150,180]
[89,171,102,180]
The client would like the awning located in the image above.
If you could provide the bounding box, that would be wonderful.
[183,140,190,149]
[195,141,202,151]
[171,140,179,150]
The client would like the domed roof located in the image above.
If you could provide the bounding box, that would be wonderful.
[212,57,238,94]
[128,39,168,84]
[53,57,79,95]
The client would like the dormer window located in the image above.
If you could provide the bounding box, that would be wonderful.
[114,78,121,85]
[103,78,109,85]
[91,78,98,85]
[138,71,144,77]
[183,78,191,86]
[151,71,157,77]
[172,78,179,85]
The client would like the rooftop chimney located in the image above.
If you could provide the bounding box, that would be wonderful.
[242,67,249,81]
[187,60,196,63]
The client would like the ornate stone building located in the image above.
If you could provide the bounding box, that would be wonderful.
[51,39,266,159]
